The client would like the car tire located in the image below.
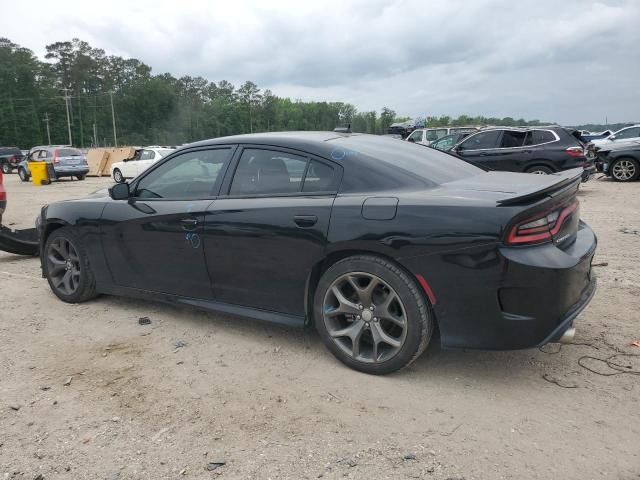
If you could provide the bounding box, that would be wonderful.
[314,255,434,375]
[526,165,554,175]
[43,227,97,304]
[18,168,29,182]
[76,174,86,181]
[1,162,10,174]
[610,158,639,182]
[113,169,124,183]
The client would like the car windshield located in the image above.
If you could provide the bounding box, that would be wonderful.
[158,149,174,157]
[331,135,484,185]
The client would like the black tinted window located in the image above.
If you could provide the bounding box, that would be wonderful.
[500,131,527,148]
[230,149,308,195]
[460,130,501,150]
[532,130,556,144]
[135,148,230,199]
[302,160,335,192]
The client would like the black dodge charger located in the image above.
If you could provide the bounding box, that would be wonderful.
[37,132,597,374]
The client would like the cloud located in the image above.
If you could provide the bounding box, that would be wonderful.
[1,0,638,124]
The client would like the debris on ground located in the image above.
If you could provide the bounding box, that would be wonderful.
[631,341,640,348]
[173,340,188,349]
[403,453,416,460]
[63,376,73,386]
[8,404,21,411]
[205,461,226,471]
[138,316,151,325]
[542,373,578,388]
[619,227,640,235]
[592,262,609,267]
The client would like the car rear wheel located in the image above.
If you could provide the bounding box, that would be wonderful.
[113,168,124,183]
[44,227,97,303]
[610,158,639,182]
[18,168,29,182]
[314,255,434,374]
[1,162,10,174]
[76,174,86,181]
[526,165,553,175]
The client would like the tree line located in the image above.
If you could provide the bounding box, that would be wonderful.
[1,37,609,150]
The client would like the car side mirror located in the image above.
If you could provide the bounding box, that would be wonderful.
[407,137,415,143]
[608,135,616,141]
[109,182,130,200]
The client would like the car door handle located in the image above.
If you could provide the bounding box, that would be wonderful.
[180,218,199,229]
[293,215,318,227]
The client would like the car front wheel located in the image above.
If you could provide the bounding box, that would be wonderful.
[610,158,639,182]
[43,227,97,303]
[18,168,29,182]
[113,168,124,183]
[1,162,10,174]
[314,255,434,375]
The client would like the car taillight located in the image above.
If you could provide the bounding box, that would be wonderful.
[506,201,578,246]
[53,149,59,164]
[0,171,5,201]
[566,146,584,158]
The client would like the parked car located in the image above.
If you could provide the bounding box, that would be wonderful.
[591,125,640,147]
[17,146,89,182]
[0,147,25,174]
[0,170,5,224]
[429,132,472,151]
[406,127,478,146]
[37,132,596,374]
[595,142,640,182]
[111,146,175,183]
[451,126,596,180]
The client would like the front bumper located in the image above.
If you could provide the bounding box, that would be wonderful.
[581,165,597,182]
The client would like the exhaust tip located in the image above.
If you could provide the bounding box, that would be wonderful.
[558,327,576,344]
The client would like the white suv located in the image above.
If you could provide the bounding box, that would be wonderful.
[111,146,175,183]
[406,127,478,146]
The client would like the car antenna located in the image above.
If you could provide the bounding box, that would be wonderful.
[333,124,352,134]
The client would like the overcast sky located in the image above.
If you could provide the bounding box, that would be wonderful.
[2,0,638,125]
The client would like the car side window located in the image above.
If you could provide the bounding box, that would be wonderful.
[616,127,640,139]
[460,130,501,150]
[139,150,154,160]
[230,149,308,195]
[302,160,335,192]
[531,130,556,144]
[500,131,527,148]
[408,130,423,142]
[135,148,230,200]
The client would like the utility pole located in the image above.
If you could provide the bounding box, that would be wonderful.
[93,123,98,147]
[43,113,51,145]
[110,92,118,147]
[62,88,72,146]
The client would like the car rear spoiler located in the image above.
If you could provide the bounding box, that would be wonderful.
[497,168,583,206]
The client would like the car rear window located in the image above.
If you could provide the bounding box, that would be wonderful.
[331,135,483,186]
[56,148,82,157]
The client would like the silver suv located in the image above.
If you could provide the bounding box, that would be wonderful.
[18,146,89,182]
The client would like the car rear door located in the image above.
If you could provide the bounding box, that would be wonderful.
[135,149,156,176]
[100,146,234,299]
[202,146,340,317]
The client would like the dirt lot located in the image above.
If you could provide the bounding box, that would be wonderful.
[0,173,639,480]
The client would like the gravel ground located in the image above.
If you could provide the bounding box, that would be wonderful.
[0,173,639,480]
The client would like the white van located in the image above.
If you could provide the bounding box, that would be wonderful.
[406,127,479,146]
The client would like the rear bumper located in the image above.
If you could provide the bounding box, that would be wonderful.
[582,165,597,182]
[54,166,89,177]
[403,221,597,350]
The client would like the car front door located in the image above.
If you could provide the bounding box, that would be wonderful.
[203,146,340,317]
[100,147,234,298]
[454,130,503,168]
